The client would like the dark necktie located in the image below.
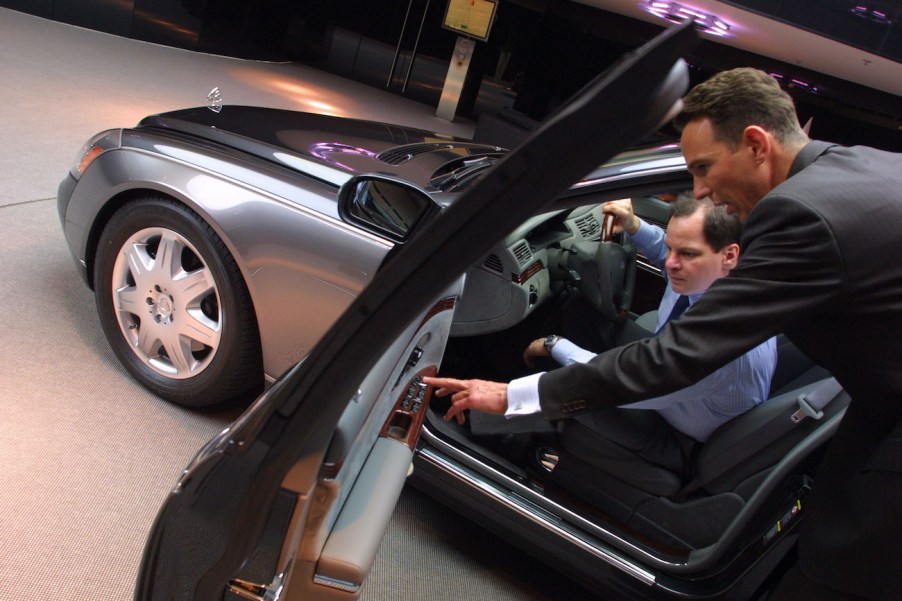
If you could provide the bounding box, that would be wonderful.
[657,295,689,334]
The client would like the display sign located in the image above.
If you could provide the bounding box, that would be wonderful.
[442,0,498,42]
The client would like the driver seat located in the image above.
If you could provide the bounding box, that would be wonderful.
[544,336,848,549]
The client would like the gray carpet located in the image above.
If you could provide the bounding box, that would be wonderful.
[0,197,243,598]
[0,8,598,601]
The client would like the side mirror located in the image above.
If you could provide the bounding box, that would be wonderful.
[338,176,433,241]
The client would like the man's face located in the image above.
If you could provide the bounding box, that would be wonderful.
[664,209,738,295]
[680,118,769,222]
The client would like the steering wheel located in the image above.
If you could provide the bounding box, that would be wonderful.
[567,214,637,321]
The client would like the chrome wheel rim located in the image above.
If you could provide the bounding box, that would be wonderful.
[110,227,222,379]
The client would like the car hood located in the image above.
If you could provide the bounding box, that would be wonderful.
[138,106,503,189]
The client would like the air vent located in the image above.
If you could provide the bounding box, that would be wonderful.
[511,242,532,267]
[377,143,453,165]
[574,214,601,239]
[483,254,503,273]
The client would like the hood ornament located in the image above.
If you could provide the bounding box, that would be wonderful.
[206,87,223,113]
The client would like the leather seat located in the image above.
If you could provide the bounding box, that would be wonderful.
[546,336,849,549]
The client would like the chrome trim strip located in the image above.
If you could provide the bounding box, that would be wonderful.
[312,574,360,593]
[226,573,284,601]
[636,258,662,276]
[572,163,687,189]
[614,155,686,174]
[416,443,657,586]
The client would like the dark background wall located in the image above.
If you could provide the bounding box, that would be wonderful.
[3,0,900,151]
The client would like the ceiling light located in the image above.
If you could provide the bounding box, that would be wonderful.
[643,1,733,38]
[850,5,894,25]
[769,71,821,95]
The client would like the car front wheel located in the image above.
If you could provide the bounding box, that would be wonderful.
[94,197,262,407]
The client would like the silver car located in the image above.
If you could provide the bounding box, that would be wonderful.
[59,104,507,406]
[57,73,687,410]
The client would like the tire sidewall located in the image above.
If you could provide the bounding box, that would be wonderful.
[94,198,260,407]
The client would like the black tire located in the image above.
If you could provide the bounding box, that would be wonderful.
[94,197,262,407]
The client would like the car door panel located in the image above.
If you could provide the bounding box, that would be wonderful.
[231,290,458,601]
[312,438,412,594]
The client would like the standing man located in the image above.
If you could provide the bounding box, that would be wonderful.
[426,68,902,600]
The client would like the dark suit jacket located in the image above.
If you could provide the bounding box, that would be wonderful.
[539,141,902,598]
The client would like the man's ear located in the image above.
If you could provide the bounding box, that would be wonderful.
[722,243,740,271]
[743,125,770,164]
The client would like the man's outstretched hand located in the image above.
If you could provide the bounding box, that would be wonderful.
[422,377,508,425]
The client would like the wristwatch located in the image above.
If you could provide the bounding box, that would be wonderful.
[544,334,561,354]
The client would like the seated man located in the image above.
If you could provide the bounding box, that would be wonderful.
[432,195,777,478]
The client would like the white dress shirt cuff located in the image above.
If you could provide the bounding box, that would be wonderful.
[551,338,597,365]
[505,372,544,417]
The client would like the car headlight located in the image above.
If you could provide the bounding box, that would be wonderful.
[70,129,121,179]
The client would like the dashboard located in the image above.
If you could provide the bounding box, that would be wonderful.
[450,204,609,336]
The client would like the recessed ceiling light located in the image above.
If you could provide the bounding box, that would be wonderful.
[642,1,733,38]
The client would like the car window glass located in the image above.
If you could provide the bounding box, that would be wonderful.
[632,194,674,228]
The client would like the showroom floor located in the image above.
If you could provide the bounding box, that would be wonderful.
[0,8,600,601]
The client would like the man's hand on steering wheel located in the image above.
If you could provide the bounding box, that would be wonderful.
[603,199,641,236]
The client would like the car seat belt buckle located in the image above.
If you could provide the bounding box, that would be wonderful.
[792,393,825,423]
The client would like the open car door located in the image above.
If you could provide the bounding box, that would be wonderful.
[134,21,700,601]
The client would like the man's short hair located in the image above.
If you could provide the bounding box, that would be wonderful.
[671,194,741,251]
[673,68,807,148]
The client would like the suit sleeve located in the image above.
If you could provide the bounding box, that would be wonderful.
[538,195,844,421]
